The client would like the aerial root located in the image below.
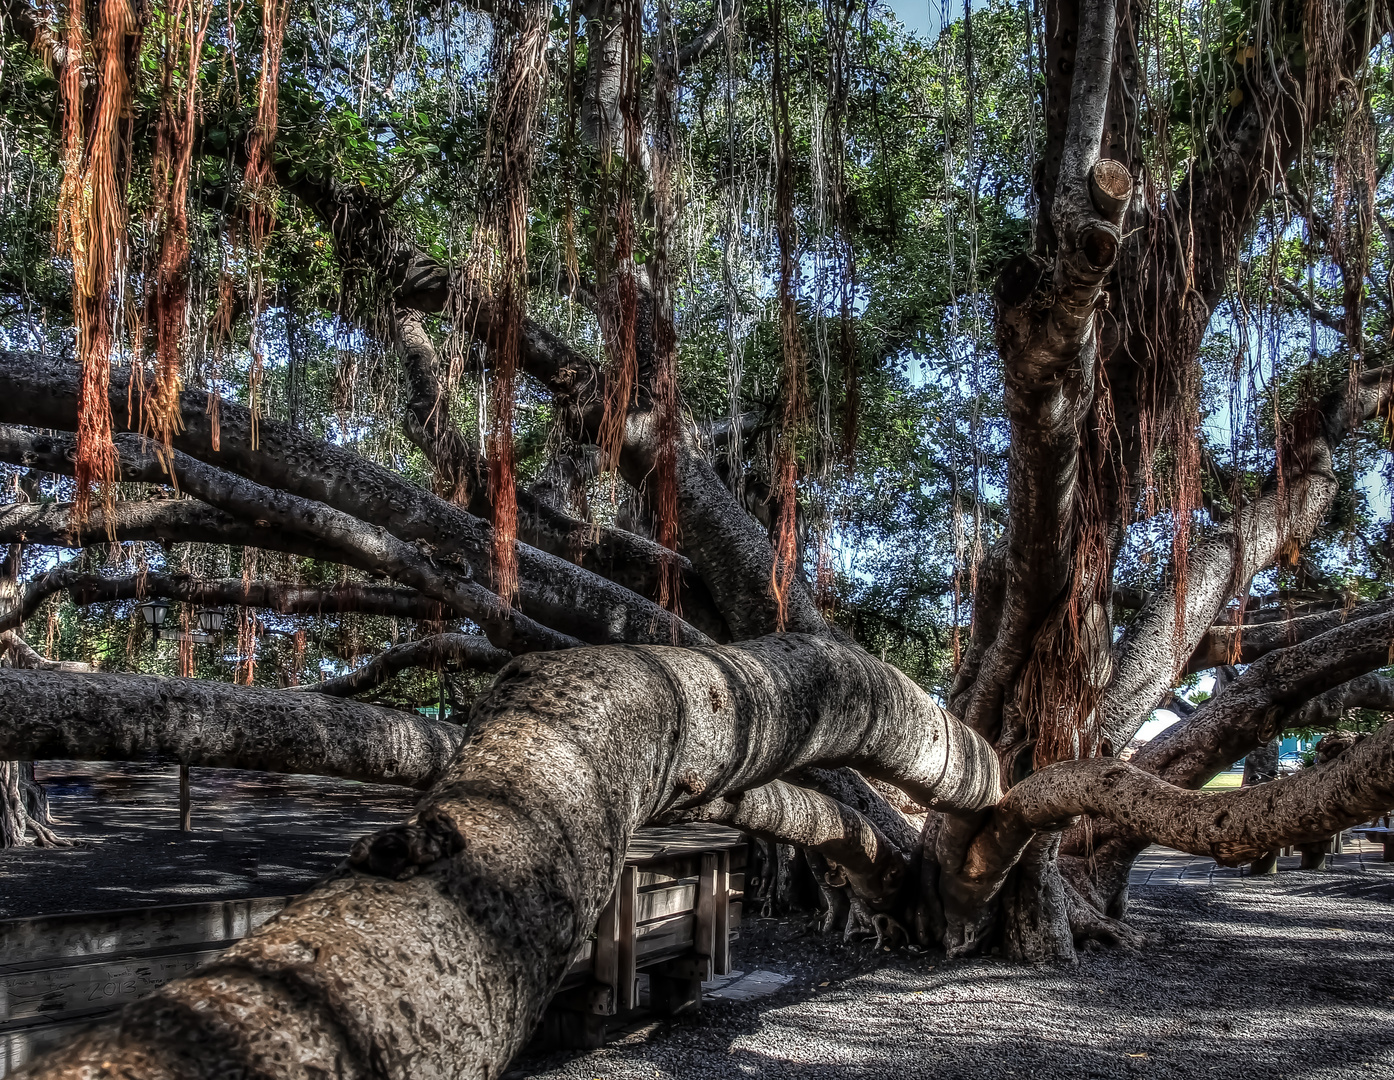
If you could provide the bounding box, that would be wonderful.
[1065,886,1147,952]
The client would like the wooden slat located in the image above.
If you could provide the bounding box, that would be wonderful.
[616,866,637,1011]
[633,911,695,963]
[693,853,717,982]
[624,825,745,865]
[714,851,731,976]
[590,879,620,1016]
[2,1015,104,1079]
[1,948,222,1028]
[563,941,593,979]
[635,880,697,925]
[0,897,286,971]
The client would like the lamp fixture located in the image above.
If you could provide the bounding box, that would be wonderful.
[138,601,170,628]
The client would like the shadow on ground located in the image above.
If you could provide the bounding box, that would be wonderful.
[514,856,1394,1080]
[0,761,413,918]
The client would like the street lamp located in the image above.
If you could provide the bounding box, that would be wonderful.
[138,601,170,641]
[196,608,226,634]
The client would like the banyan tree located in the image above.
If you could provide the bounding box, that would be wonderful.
[2,0,1394,1074]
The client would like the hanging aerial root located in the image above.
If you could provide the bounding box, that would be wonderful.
[57,0,137,526]
[146,0,213,451]
[244,0,291,250]
[595,0,643,492]
[768,0,808,632]
[1019,373,1117,768]
[484,0,549,608]
[650,4,683,622]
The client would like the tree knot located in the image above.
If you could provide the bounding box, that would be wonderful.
[348,806,465,881]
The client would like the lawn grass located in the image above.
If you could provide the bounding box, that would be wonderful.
[1202,770,1243,791]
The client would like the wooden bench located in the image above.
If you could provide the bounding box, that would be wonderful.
[540,824,747,1048]
[1352,826,1394,861]
[0,825,746,1074]
[0,895,287,1077]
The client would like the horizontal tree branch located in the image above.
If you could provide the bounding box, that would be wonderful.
[0,630,90,671]
[790,766,922,856]
[1186,598,1394,673]
[27,633,1001,1079]
[1280,671,1394,730]
[1138,606,1394,789]
[0,569,445,634]
[1000,718,1394,867]
[0,423,581,654]
[0,668,465,787]
[0,356,707,648]
[295,633,511,696]
[669,778,904,904]
[0,498,327,558]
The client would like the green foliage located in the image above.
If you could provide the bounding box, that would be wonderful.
[2,0,1393,706]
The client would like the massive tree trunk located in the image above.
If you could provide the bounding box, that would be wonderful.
[24,634,1001,1079]
[5,0,1394,1073]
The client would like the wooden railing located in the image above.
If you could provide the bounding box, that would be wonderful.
[0,825,747,1074]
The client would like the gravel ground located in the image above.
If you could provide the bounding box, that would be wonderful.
[515,862,1394,1080]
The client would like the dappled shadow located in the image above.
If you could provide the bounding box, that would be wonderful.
[0,761,414,918]
[514,865,1394,1080]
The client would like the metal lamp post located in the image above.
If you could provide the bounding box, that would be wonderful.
[137,600,170,643]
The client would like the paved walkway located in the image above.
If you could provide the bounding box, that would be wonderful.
[1,761,414,918]
[1129,835,1389,885]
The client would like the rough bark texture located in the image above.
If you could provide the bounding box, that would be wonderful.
[0,668,464,787]
[673,778,905,905]
[1000,724,1394,866]
[21,634,1001,1080]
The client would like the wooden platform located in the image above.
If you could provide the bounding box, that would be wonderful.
[0,825,747,1075]
[1352,827,1394,861]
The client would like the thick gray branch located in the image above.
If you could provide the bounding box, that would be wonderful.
[670,778,904,904]
[0,356,706,648]
[0,569,443,634]
[25,633,1000,1079]
[0,668,464,787]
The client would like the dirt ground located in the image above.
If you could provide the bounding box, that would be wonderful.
[5,763,1392,1080]
[513,852,1394,1080]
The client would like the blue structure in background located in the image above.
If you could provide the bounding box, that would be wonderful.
[1281,734,1316,756]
